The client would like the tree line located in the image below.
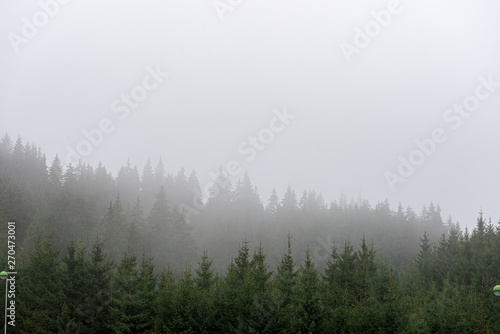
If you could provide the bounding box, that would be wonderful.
[0,134,450,274]
[2,216,500,333]
[2,133,500,332]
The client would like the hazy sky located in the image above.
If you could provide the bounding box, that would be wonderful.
[1,0,499,229]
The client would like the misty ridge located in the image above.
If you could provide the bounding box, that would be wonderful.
[0,133,457,273]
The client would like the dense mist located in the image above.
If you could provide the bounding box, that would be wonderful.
[2,0,499,229]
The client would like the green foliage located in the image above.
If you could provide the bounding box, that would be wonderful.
[195,248,215,293]
[60,240,89,329]
[18,232,65,333]
[156,265,176,332]
[416,231,434,282]
[290,249,326,333]
[77,237,114,334]
[3,136,500,333]
[168,267,199,333]
[7,222,500,333]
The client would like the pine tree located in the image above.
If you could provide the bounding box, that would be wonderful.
[154,158,166,187]
[187,170,202,209]
[169,207,196,271]
[336,239,357,306]
[416,231,434,282]
[132,253,157,333]
[291,248,325,334]
[250,243,272,294]
[18,232,66,333]
[230,240,258,332]
[58,302,80,333]
[168,267,199,333]
[0,133,13,159]
[62,163,77,192]
[405,205,417,224]
[299,190,308,212]
[323,243,339,281]
[156,266,176,333]
[232,172,263,224]
[234,238,251,281]
[116,160,141,206]
[246,243,274,332]
[195,248,217,333]
[265,188,280,219]
[141,157,156,213]
[173,167,189,204]
[109,247,143,334]
[276,233,297,309]
[216,261,242,333]
[323,243,340,307]
[61,240,89,327]
[48,155,63,188]
[355,236,376,297]
[128,195,146,253]
[280,185,297,215]
[93,162,116,214]
[147,186,171,269]
[102,194,126,257]
[77,237,113,334]
[266,233,298,332]
[195,248,215,293]
[206,167,232,213]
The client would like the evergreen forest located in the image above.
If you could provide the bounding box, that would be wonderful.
[1,134,500,333]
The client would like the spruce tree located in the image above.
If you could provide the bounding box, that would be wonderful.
[265,188,280,219]
[291,248,325,334]
[195,248,215,293]
[246,244,274,333]
[234,238,250,281]
[48,155,63,188]
[416,231,434,282]
[156,266,176,333]
[336,239,357,306]
[231,240,257,333]
[147,186,171,269]
[109,247,139,333]
[107,248,156,333]
[140,157,156,211]
[168,267,199,333]
[77,237,113,334]
[195,249,217,333]
[355,236,376,298]
[170,207,196,271]
[18,232,66,333]
[267,233,297,332]
[276,233,297,309]
[61,240,89,328]
[102,194,127,257]
[128,195,146,253]
[250,243,272,294]
[133,253,157,333]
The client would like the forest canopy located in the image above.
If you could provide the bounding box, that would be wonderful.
[1,134,499,333]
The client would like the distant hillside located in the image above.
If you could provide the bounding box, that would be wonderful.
[0,133,452,272]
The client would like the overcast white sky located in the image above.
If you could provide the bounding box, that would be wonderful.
[1,0,499,229]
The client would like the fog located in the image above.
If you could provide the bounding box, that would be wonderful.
[1,0,499,229]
